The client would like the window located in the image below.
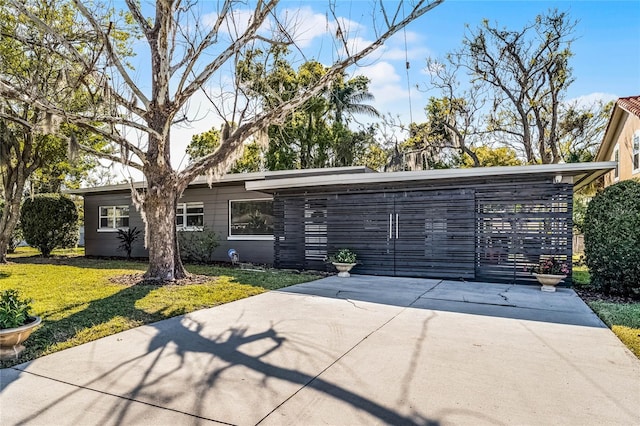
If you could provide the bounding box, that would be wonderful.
[229,199,273,238]
[613,146,619,180]
[177,202,204,230]
[99,205,129,230]
[633,131,640,173]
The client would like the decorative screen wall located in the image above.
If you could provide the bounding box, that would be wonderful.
[475,182,573,284]
[273,179,573,284]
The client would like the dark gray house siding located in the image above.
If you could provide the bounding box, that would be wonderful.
[83,184,275,264]
[271,176,574,285]
[84,192,145,258]
[74,163,614,284]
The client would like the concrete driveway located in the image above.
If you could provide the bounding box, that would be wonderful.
[1,276,639,425]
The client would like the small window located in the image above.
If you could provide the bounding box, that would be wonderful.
[229,199,274,237]
[633,131,640,173]
[99,205,129,229]
[177,202,204,230]
[613,146,619,180]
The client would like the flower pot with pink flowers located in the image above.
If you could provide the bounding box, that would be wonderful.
[528,257,570,292]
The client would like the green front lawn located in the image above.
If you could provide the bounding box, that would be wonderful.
[572,265,640,358]
[1,250,318,368]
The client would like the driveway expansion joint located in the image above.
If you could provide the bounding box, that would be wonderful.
[256,284,432,425]
[10,368,235,426]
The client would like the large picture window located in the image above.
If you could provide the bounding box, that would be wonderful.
[229,199,274,237]
[177,202,204,230]
[99,205,129,230]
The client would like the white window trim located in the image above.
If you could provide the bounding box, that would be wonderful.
[98,205,129,231]
[227,235,275,241]
[613,145,620,181]
[228,198,274,240]
[632,130,640,174]
[176,202,204,232]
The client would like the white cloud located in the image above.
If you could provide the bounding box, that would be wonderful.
[566,92,618,108]
[359,62,407,106]
[201,9,260,38]
[379,31,431,62]
[280,7,331,48]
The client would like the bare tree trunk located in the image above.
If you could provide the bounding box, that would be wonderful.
[141,177,187,280]
[0,125,30,264]
[0,193,23,263]
[141,124,188,281]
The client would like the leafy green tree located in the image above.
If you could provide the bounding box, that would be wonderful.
[401,97,480,170]
[20,194,79,257]
[559,100,613,163]
[186,127,221,163]
[1,0,443,281]
[231,142,264,173]
[459,146,522,168]
[0,0,107,263]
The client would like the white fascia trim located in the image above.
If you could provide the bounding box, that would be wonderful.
[245,162,618,191]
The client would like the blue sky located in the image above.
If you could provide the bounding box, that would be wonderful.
[349,0,640,124]
[111,1,640,176]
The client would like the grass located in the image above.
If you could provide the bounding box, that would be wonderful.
[588,301,640,358]
[572,263,640,358]
[0,248,319,368]
[571,264,591,286]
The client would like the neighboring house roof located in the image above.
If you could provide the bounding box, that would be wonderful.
[246,162,616,193]
[66,166,373,195]
[595,95,640,162]
[617,96,640,118]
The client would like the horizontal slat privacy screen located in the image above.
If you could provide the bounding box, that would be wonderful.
[273,179,572,284]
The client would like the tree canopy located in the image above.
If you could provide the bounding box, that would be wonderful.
[0,0,444,279]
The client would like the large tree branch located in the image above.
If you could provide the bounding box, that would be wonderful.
[179,0,444,186]
[73,0,151,110]
[175,0,279,108]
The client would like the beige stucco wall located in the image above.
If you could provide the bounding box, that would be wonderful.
[603,112,640,187]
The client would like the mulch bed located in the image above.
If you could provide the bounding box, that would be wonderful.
[574,287,639,304]
[109,273,217,286]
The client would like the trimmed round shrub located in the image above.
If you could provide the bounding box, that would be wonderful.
[20,194,79,257]
[583,180,640,297]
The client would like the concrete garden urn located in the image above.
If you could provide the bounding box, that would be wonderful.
[0,316,41,360]
[533,273,566,292]
[332,262,356,278]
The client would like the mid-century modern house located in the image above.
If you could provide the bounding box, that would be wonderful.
[70,162,615,285]
[595,95,640,187]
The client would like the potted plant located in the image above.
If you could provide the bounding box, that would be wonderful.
[328,249,357,277]
[0,289,41,360]
[528,257,570,292]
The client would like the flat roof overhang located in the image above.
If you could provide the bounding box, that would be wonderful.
[66,166,373,195]
[245,162,617,193]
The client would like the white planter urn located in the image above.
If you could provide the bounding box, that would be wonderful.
[332,262,356,278]
[0,316,42,360]
[533,273,566,292]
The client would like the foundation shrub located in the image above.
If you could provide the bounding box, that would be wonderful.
[583,180,640,297]
[178,227,219,263]
[20,194,78,257]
